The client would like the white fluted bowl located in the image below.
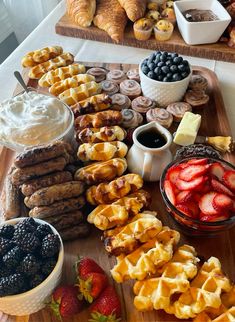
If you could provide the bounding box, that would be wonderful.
[139,58,192,107]
[0,218,64,316]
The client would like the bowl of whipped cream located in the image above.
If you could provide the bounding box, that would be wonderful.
[0,89,74,152]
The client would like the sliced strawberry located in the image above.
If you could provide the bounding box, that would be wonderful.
[222,171,235,192]
[164,180,176,205]
[200,213,230,222]
[192,193,202,203]
[167,166,181,185]
[187,158,208,165]
[210,162,225,181]
[179,165,209,182]
[177,201,200,219]
[176,204,194,218]
[176,176,205,191]
[211,178,234,197]
[199,178,211,194]
[199,192,220,215]
[176,191,193,204]
[212,193,233,211]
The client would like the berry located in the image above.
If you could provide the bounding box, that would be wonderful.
[148,62,155,71]
[212,193,233,211]
[75,257,105,279]
[157,61,164,68]
[0,265,11,278]
[3,246,23,269]
[179,165,209,182]
[222,171,235,192]
[178,64,186,72]
[211,178,234,197]
[35,224,52,239]
[42,258,57,276]
[209,162,225,181]
[0,273,25,296]
[176,176,205,191]
[30,274,45,289]
[154,66,161,75]
[18,254,41,276]
[172,73,182,81]
[170,65,178,73]
[161,66,169,74]
[164,180,176,206]
[0,237,13,256]
[187,158,208,165]
[0,225,14,239]
[176,191,193,204]
[173,56,183,64]
[141,65,149,75]
[40,234,60,258]
[78,272,108,303]
[147,71,155,79]
[15,233,40,253]
[13,218,36,239]
[199,192,219,216]
[167,165,181,185]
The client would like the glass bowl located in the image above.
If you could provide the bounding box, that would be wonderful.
[160,156,235,236]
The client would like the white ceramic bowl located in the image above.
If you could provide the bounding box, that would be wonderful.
[174,0,231,45]
[0,218,64,316]
[139,57,192,107]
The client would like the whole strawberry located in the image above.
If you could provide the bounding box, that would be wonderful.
[89,285,122,322]
[75,256,105,279]
[49,285,83,319]
[79,272,108,303]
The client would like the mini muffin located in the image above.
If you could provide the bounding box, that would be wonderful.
[120,80,142,99]
[126,68,140,82]
[131,96,156,115]
[166,102,192,122]
[161,8,176,25]
[106,69,127,84]
[111,93,131,110]
[147,2,159,11]
[161,1,174,10]
[86,67,108,82]
[146,10,161,22]
[154,19,174,41]
[133,18,153,41]
[184,90,209,109]
[189,75,208,92]
[101,80,119,96]
[146,108,173,128]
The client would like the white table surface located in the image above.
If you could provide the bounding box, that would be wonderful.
[0,0,234,136]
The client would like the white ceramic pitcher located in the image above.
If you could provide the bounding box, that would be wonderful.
[127,121,173,181]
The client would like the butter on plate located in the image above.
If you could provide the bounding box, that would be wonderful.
[173,112,201,146]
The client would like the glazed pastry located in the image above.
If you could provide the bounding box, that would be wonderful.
[106,70,127,84]
[77,126,126,143]
[22,46,63,67]
[121,109,143,128]
[59,81,102,106]
[120,80,142,99]
[134,18,153,41]
[49,74,95,96]
[28,53,74,79]
[188,75,208,92]
[145,10,161,22]
[38,63,86,87]
[71,93,112,117]
[154,19,174,41]
[147,2,159,11]
[117,0,147,22]
[86,67,108,82]
[184,90,209,109]
[166,102,192,122]
[75,110,122,130]
[161,8,176,25]
[93,0,128,43]
[111,93,131,110]
[146,108,173,128]
[161,1,174,10]
[101,80,119,96]
[126,68,140,82]
[66,0,96,27]
[131,96,156,115]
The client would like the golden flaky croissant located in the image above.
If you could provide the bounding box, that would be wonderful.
[67,0,96,27]
[118,0,147,22]
[22,46,63,67]
[75,110,122,130]
[71,94,112,117]
[93,0,128,43]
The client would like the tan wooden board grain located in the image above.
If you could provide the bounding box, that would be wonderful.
[1,62,235,322]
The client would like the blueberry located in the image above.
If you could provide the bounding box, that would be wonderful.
[157,75,164,81]
[147,71,155,79]
[155,51,161,56]
[161,66,170,74]
[157,61,165,68]
[167,72,172,79]
[162,51,168,57]
[170,65,178,73]
[173,56,183,65]
[167,55,172,60]
[171,53,178,58]
[182,60,189,66]
[181,72,189,79]
[148,53,156,62]
[143,58,148,65]
[148,62,155,71]
[163,77,169,82]
[160,55,167,62]
[142,66,149,75]
[154,66,162,75]
[172,73,182,81]
[178,64,186,72]
[165,60,173,66]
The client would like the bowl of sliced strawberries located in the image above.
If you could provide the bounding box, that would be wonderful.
[160,157,235,236]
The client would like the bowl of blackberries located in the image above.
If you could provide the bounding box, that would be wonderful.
[139,51,192,107]
[0,217,64,316]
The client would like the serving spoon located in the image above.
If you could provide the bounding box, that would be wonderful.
[14,71,30,94]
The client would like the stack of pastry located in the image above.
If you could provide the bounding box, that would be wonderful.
[6,141,90,241]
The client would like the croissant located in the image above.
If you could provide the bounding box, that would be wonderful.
[71,94,112,117]
[59,81,102,106]
[67,0,96,27]
[76,126,126,143]
[49,74,95,96]
[28,53,74,79]
[38,63,86,87]
[93,0,128,43]
[22,46,63,67]
[118,0,147,22]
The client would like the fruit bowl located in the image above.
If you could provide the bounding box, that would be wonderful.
[0,218,64,316]
[160,157,235,236]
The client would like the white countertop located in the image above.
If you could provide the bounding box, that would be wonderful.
[0,0,234,136]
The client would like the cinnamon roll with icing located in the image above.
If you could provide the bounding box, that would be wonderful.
[87,67,108,82]
[126,68,140,82]
[106,69,127,84]
[101,80,119,96]
[188,74,208,92]
[120,80,142,99]
[121,109,143,128]
[131,96,156,115]
[146,108,173,128]
[166,102,192,122]
[111,93,131,110]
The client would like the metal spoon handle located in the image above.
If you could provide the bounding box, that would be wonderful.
[14,71,29,93]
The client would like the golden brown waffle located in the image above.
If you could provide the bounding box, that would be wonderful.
[103,211,162,255]
[49,74,95,96]
[59,81,102,106]
[22,46,63,67]
[71,94,112,116]
[38,63,86,87]
[168,257,232,319]
[111,227,180,282]
[86,173,143,205]
[133,245,199,312]
[28,53,74,79]
[77,141,128,162]
[75,157,127,185]
[77,126,126,144]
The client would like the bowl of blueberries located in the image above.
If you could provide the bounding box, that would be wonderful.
[139,51,192,107]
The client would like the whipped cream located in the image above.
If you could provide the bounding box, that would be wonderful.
[0,91,71,147]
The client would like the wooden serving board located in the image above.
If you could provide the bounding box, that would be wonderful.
[55,14,235,63]
[1,62,235,322]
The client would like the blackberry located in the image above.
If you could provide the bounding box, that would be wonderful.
[0,265,11,278]
[15,233,40,253]
[0,237,13,256]
[40,234,60,258]
[0,273,25,296]
[35,224,52,239]
[13,218,36,239]
[30,274,45,289]
[3,246,23,269]
[0,225,14,239]
[18,254,40,276]
[41,258,57,276]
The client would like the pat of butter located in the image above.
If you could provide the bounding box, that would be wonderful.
[174,112,201,146]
